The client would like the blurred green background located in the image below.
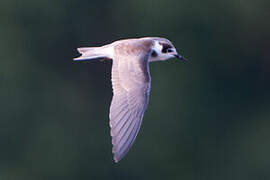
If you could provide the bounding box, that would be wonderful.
[1,0,270,179]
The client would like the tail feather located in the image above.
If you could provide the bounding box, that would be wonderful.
[77,47,98,54]
[73,46,109,61]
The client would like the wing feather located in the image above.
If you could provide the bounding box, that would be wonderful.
[109,41,152,162]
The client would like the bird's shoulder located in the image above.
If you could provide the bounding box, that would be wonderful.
[113,38,154,57]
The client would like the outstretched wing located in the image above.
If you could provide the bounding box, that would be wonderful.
[109,42,152,162]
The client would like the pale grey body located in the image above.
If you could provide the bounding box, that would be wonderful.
[74,37,186,162]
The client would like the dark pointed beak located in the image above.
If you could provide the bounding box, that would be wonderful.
[174,54,188,62]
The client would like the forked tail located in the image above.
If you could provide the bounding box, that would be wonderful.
[73,46,112,61]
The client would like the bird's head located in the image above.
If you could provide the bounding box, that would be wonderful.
[149,38,188,62]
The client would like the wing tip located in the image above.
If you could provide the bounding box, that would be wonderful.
[113,152,125,163]
[113,156,119,163]
[112,144,125,163]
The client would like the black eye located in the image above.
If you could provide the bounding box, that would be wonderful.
[161,43,173,53]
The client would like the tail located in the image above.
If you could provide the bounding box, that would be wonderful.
[73,46,112,61]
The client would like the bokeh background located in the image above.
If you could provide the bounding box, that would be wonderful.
[1,0,270,179]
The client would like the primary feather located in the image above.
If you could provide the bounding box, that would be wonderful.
[109,40,152,162]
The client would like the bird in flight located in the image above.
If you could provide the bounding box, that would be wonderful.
[74,37,187,162]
